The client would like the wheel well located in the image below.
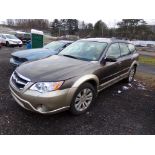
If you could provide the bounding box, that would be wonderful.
[134,64,137,68]
[133,64,137,70]
[86,79,98,90]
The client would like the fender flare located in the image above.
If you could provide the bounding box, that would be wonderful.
[66,74,99,106]
[72,74,99,88]
[129,60,139,71]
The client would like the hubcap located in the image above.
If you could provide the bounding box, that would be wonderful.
[74,88,93,112]
[129,68,135,82]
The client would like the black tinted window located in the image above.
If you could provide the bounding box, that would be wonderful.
[63,43,70,48]
[106,43,121,59]
[119,43,130,56]
[128,44,136,53]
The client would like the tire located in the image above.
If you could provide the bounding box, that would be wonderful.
[125,66,136,83]
[6,41,10,47]
[70,82,97,115]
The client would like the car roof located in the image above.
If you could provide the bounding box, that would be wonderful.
[58,40,74,43]
[1,34,14,36]
[79,38,130,44]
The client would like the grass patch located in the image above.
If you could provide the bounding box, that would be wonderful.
[136,72,155,89]
[139,56,155,66]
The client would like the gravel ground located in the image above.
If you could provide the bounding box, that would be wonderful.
[0,46,155,135]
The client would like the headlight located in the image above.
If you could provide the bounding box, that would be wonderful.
[30,81,64,93]
[9,41,15,44]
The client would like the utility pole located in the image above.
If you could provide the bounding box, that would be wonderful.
[58,27,61,37]
[101,21,103,37]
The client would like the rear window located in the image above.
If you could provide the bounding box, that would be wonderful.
[106,43,121,59]
[119,43,130,56]
[128,44,136,53]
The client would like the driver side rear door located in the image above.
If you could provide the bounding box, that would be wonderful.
[99,43,121,85]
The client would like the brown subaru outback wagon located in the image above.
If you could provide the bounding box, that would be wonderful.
[9,38,139,115]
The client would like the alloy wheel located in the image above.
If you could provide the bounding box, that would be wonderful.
[129,67,135,82]
[74,88,93,112]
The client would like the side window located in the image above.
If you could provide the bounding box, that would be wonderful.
[128,44,136,53]
[63,43,70,48]
[106,43,121,59]
[119,43,130,56]
[2,35,6,39]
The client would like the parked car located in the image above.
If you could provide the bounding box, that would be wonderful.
[15,32,31,44]
[0,37,2,48]
[0,38,2,48]
[0,34,23,47]
[10,40,73,67]
[9,38,139,115]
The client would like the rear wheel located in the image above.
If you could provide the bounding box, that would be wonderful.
[125,66,136,83]
[6,41,10,47]
[70,83,96,115]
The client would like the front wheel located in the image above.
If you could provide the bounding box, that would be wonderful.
[70,83,96,115]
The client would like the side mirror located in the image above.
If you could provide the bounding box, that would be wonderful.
[59,47,64,51]
[105,56,117,62]
[100,56,117,65]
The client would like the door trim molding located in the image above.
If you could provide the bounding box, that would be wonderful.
[98,72,128,92]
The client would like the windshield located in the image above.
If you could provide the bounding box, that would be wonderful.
[5,35,18,39]
[59,41,107,61]
[44,41,66,51]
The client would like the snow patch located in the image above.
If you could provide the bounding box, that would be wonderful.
[122,86,129,90]
[137,83,146,90]
[118,90,122,94]
[117,84,132,94]
[31,29,43,35]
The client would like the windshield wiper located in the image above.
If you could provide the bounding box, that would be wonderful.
[62,54,78,59]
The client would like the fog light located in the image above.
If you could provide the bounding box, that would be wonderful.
[36,104,47,113]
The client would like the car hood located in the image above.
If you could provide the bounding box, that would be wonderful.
[8,38,21,42]
[16,55,100,82]
[12,48,57,61]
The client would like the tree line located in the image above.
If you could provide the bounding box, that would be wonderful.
[5,19,155,40]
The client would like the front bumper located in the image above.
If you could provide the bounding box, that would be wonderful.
[10,58,21,67]
[9,79,76,114]
[9,42,23,46]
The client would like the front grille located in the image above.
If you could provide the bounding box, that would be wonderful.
[12,56,27,63]
[11,71,30,90]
